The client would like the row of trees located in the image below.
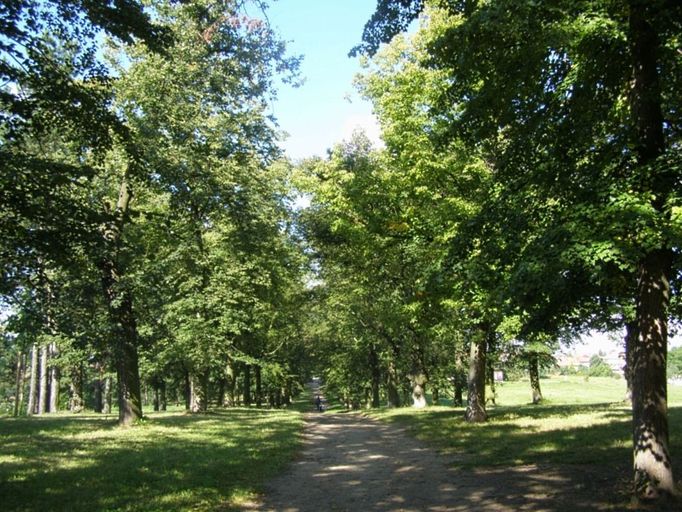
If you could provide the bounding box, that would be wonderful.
[295,0,681,505]
[1,1,312,423]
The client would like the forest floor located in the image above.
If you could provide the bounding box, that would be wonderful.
[249,410,634,512]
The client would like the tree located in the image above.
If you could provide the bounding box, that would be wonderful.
[358,0,682,501]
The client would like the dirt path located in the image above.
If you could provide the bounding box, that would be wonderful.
[250,411,629,512]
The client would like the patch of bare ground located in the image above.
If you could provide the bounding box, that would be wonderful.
[246,411,644,512]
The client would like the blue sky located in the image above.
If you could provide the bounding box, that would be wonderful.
[264,1,381,160]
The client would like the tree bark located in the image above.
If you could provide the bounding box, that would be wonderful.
[100,172,143,426]
[465,326,487,422]
[386,359,401,407]
[410,371,427,408]
[453,344,466,407]
[38,344,49,415]
[48,342,60,413]
[69,364,84,412]
[369,343,381,408]
[14,352,25,417]
[27,343,38,415]
[103,376,112,414]
[624,320,637,403]
[243,364,252,406]
[628,1,675,500]
[94,378,103,413]
[529,354,542,404]
[255,365,262,408]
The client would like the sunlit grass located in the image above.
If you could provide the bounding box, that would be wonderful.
[370,376,682,470]
[0,408,303,511]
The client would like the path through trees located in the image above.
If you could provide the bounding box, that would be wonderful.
[252,411,624,511]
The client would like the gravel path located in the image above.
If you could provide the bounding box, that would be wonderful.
[249,411,627,512]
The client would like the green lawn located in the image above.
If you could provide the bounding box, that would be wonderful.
[370,376,682,471]
[0,408,303,511]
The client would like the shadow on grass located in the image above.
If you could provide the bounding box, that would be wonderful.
[0,408,302,512]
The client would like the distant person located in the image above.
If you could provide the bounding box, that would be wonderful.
[315,395,322,412]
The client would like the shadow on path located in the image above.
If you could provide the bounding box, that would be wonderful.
[251,412,625,512]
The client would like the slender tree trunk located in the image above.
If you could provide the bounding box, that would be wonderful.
[255,365,262,408]
[27,343,38,415]
[49,342,60,413]
[432,387,439,405]
[243,364,252,406]
[103,376,112,414]
[465,326,487,422]
[453,344,466,407]
[159,380,167,411]
[624,320,637,403]
[183,369,191,410]
[529,354,542,404]
[14,352,24,417]
[38,344,49,415]
[226,361,237,407]
[486,356,496,406]
[369,343,381,408]
[628,1,675,500]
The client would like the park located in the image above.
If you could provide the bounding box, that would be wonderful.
[1,1,681,510]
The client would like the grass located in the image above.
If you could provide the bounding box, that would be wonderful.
[369,376,682,471]
[0,407,303,511]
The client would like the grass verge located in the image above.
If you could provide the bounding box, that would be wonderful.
[369,376,682,472]
[0,408,303,511]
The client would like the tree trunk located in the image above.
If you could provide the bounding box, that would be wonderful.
[69,364,84,412]
[243,364,252,406]
[632,249,674,499]
[369,343,381,408]
[100,172,143,426]
[465,326,487,422]
[159,379,167,411]
[410,371,427,408]
[226,361,237,407]
[14,352,25,417]
[255,365,262,408]
[38,344,49,415]
[27,343,38,415]
[624,320,637,403]
[190,371,209,412]
[183,369,191,410]
[386,359,401,407]
[486,355,496,406]
[103,376,112,414]
[94,378,103,413]
[49,342,60,413]
[628,1,675,501]
[432,387,439,405]
[453,344,466,407]
[529,354,542,404]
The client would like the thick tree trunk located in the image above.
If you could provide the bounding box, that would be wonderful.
[94,378,103,413]
[632,250,674,499]
[410,371,427,408]
[27,343,38,415]
[38,344,49,415]
[465,327,487,422]
[529,354,542,404]
[628,1,675,501]
[386,359,401,407]
[69,364,84,412]
[225,361,237,407]
[190,372,209,412]
[100,173,143,426]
